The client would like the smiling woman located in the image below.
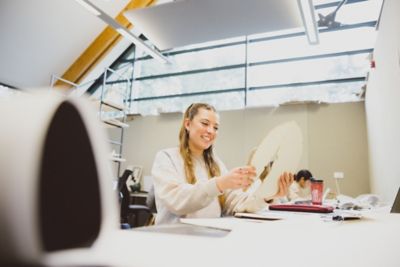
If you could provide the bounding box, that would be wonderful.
[182,103,220,157]
[150,103,295,225]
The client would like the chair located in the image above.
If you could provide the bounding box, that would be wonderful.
[145,183,157,225]
[117,169,153,228]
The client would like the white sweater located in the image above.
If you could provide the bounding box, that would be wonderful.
[151,147,266,225]
[288,182,311,201]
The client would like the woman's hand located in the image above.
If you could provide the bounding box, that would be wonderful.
[264,172,294,202]
[276,172,294,197]
[216,166,256,192]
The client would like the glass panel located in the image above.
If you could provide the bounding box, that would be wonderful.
[247,81,365,107]
[129,91,245,116]
[89,67,133,101]
[132,68,245,99]
[103,82,129,107]
[248,1,382,41]
[248,27,376,63]
[248,53,370,88]
[314,0,383,25]
[101,66,132,109]
[99,109,125,120]
[134,43,245,78]
[86,0,383,115]
[106,65,132,83]
[113,62,134,79]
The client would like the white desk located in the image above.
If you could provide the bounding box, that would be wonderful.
[44,212,400,267]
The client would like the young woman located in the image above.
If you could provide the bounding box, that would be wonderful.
[151,103,294,224]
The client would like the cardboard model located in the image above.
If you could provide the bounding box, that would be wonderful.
[247,121,303,199]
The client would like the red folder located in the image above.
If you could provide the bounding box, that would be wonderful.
[269,204,334,213]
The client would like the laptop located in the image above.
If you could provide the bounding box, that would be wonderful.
[269,204,334,213]
[390,187,400,213]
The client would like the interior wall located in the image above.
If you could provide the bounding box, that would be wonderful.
[308,103,370,197]
[215,105,309,170]
[120,102,369,197]
[365,0,400,203]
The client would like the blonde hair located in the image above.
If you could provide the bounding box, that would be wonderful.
[179,103,221,184]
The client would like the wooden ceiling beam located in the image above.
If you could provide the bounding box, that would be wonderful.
[56,0,156,87]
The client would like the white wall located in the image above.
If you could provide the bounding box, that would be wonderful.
[120,102,369,197]
[365,0,400,203]
[308,103,370,196]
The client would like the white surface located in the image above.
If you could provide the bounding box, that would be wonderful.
[124,0,305,50]
[365,0,400,203]
[0,90,119,263]
[0,0,130,88]
[43,212,400,267]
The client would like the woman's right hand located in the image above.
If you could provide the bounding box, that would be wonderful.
[264,172,294,202]
[216,166,256,192]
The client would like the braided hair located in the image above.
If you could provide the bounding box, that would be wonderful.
[178,103,221,184]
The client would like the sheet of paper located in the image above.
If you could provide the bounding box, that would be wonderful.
[180,217,264,230]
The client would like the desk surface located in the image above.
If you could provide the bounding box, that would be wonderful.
[134,223,230,238]
[44,211,400,267]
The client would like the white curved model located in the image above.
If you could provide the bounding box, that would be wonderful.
[247,121,303,199]
[0,90,119,265]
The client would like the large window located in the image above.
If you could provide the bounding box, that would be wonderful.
[90,0,383,115]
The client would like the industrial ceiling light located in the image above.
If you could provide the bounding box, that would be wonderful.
[73,0,169,63]
[297,0,319,45]
[317,0,347,29]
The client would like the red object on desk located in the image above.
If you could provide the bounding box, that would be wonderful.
[269,204,334,213]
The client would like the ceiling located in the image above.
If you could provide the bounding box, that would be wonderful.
[124,0,307,50]
[0,0,130,89]
[0,0,377,91]
[0,0,316,90]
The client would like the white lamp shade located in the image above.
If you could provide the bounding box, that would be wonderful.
[0,90,119,265]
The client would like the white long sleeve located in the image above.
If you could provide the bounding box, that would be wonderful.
[288,182,311,201]
[151,147,268,224]
[151,148,222,224]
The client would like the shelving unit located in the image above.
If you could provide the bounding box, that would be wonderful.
[51,66,133,179]
[102,118,129,128]
[99,67,131,178]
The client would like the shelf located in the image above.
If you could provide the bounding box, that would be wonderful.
[108,139,123,146]
[102,119,129,128]
[111,157,126,162]
[101,100,125,111]
[98,69,131,178]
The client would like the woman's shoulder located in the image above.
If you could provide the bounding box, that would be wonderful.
[155,147,180,159]
[153,147,184,170]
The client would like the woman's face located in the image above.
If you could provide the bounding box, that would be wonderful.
[299,177,311,189]
[185,107,219,155]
